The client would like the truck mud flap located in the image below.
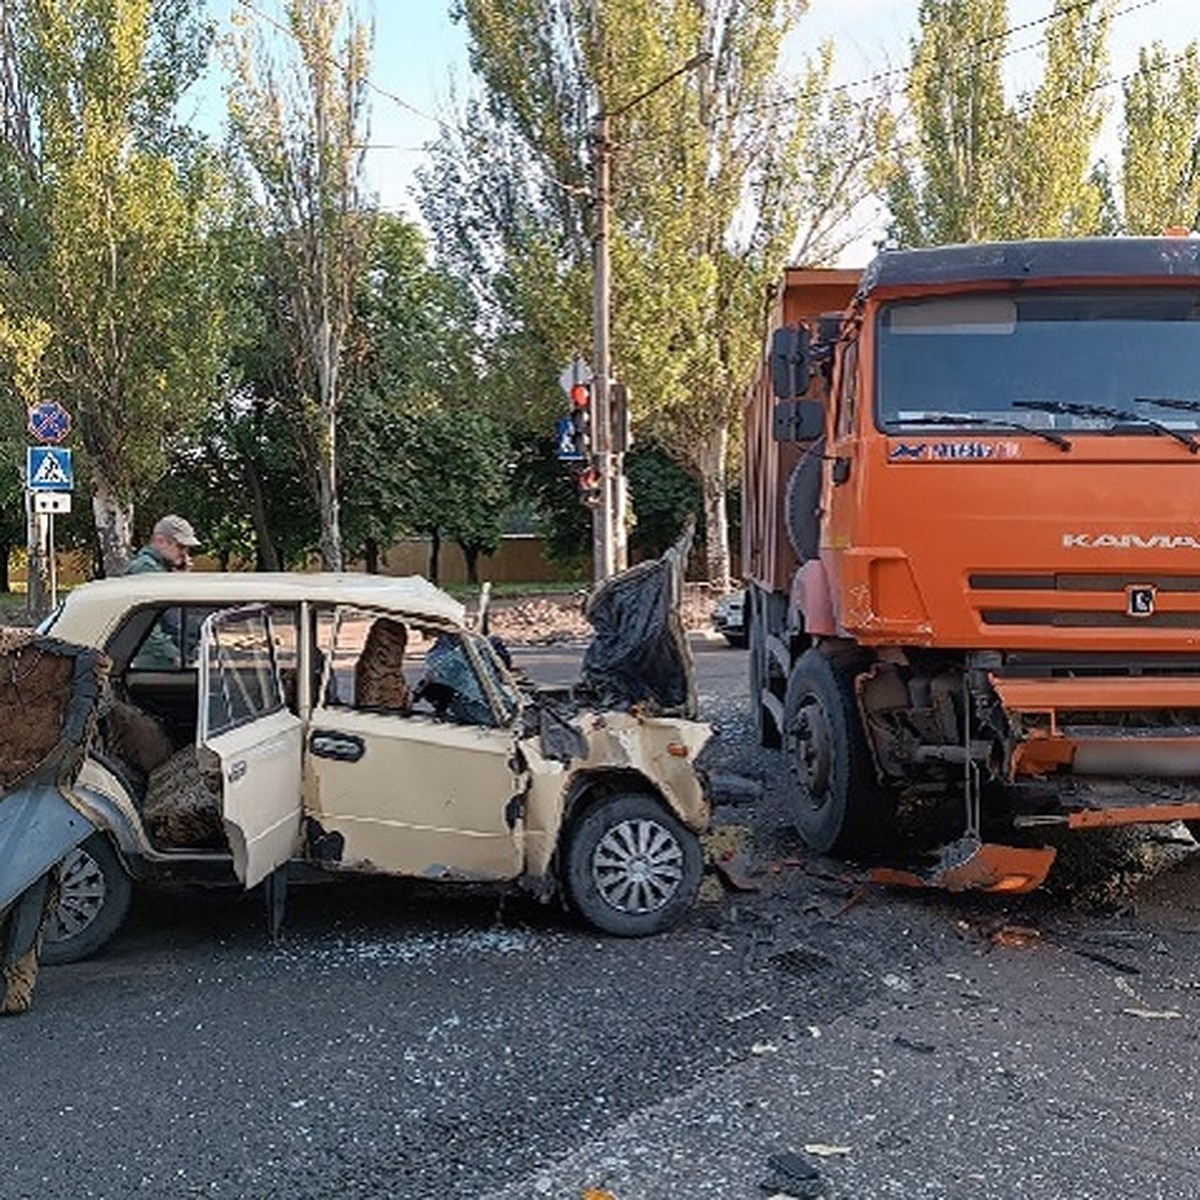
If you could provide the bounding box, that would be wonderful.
[0,786,96,911]
[868,837,1057,895]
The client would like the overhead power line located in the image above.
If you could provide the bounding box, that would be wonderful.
[231,0,457,135]
[739,0,1160,119]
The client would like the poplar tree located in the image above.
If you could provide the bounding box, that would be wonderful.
[228,0,372,572]
[1119,42,1200,235]
[427,0,890,586]
[889,0,1111,246]
[0,0,221,575]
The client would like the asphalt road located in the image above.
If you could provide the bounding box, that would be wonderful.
[6,635,1200,1199]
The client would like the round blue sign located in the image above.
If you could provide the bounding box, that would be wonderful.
[27,401,72,445]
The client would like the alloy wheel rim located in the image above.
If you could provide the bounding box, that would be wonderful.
[592,817,685,914]
[45,845,106,943]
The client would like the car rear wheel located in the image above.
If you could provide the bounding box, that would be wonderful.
[41,834,133,965]
[565,794,702,936]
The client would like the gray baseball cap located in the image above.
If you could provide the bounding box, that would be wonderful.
[154,514,200,547]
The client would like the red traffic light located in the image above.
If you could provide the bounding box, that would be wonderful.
[570,382,590,409]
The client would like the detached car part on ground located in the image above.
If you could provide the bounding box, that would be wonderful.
[0,534,712,977]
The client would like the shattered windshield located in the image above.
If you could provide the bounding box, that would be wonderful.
[876,289,1200,432]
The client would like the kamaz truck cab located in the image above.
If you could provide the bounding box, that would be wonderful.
[745,237,1200,890]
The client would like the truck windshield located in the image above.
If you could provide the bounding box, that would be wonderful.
[876,289,1200,432]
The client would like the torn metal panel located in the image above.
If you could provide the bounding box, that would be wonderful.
[869,838,1057,895]
[0,787,93,912]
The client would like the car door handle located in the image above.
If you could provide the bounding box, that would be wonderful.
[309,730,365,763]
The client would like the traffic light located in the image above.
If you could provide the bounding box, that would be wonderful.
[569,381,591,456]
[576,464,602,508]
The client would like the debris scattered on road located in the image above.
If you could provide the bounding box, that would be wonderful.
[803,1144,852,1158]
[702,824,753,862]
[581,1189,619,1200]
[759,1151,829,1199]
[715,852,763,892]
[1122,1006,1183,1020]
[706,771,763,806]
[769,946,833,978]
[1068,946,1141,975]
[751,1041,780,1055]
[1113,974,1183,1019]
[893,1034,936,1054]
[725,1001,773,1024]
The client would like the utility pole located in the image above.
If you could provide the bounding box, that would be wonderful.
[589,50,710,583]
[591,108,615,583]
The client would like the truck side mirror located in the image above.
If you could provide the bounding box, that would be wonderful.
[773,398,825,443]
[770,325,811,399]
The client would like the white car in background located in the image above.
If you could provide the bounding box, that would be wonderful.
[711,589,747,647]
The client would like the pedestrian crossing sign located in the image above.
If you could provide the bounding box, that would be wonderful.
[27,446,73,491]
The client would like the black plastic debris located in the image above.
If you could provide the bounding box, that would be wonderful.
[580,521,696,718]
[759,1151,829,1198]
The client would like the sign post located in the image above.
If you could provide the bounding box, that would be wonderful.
[24,410,74,616]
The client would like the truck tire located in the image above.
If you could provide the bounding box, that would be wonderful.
[782,648,894,855]
[784,436,825,563]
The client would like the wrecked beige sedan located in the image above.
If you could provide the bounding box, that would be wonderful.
[7,557,711,965]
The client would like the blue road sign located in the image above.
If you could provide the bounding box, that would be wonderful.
[27,446,73,491]
[27,401,72,444]
[554,415,584,462]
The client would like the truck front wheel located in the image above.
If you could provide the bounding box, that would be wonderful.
[783,649,894,855]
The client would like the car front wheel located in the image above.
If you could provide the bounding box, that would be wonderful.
[565,793,703,937]
[41,834,133,965]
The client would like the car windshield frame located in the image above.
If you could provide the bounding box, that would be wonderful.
[875,287,1200,434]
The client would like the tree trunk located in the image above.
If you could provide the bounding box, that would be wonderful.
[461,543,480,585]
[364,536,380,574]
[316,417,342,571]
[695,425,732,590]
[0,542,10,593]
[91,471,134,578]
[428,527,441,585]
[242,453,281,572]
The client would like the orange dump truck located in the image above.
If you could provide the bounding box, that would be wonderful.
[743,239,1200,892]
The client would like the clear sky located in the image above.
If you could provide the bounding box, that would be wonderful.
[212,0,1200,258]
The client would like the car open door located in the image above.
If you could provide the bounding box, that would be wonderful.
[198,606,303,888]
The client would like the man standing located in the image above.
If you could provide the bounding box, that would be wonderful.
[124,515,200,669]
[125,514,200,574]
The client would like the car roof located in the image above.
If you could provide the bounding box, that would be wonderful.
[52,571,467,640]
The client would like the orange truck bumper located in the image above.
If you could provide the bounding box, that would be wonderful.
[990,672,1200,826]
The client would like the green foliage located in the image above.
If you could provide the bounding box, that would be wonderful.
[1120,42,1200,235]
[394,408,512,584]
[626,444,700,560]
[889,0,1110,245]
[227,0,373,570]
[0,0,225,573]
[429,0,887,584]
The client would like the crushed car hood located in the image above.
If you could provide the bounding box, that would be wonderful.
[579,524,698,719]
[0,632,109,910]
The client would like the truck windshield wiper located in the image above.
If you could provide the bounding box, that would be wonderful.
[886,412,1072,451]
[1134,395,1200,414]
[1013,398,1200,453]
